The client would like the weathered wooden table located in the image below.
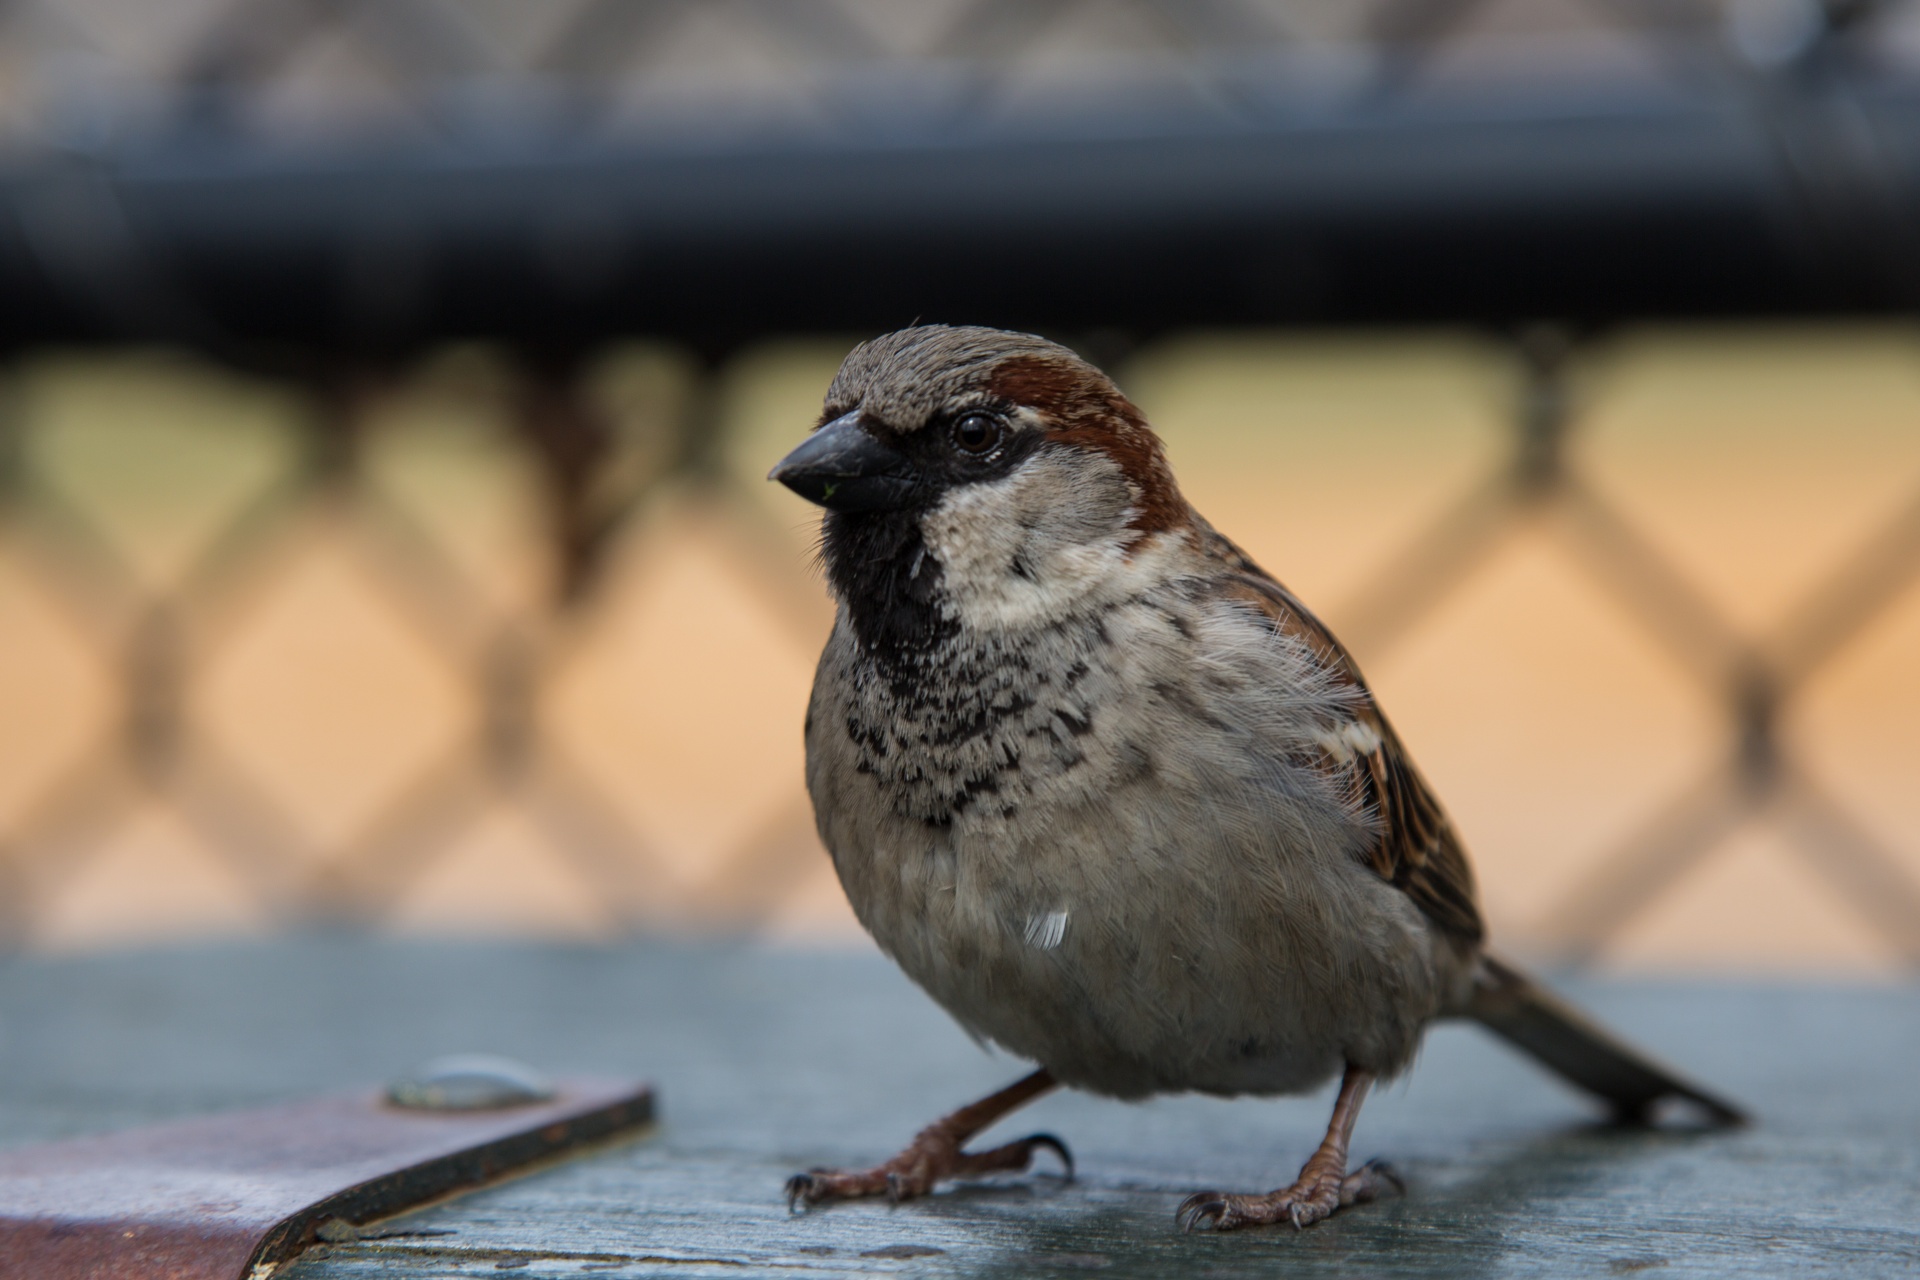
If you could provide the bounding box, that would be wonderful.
[2,938,1915,1278]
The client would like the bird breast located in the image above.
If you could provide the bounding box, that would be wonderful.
[805,557,1453,1100]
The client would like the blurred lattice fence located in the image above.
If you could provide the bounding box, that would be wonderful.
[6,0,1920,966]
[4,328,1920,969]
[0,343,836,946]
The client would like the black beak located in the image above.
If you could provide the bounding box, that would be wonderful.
[768,411,921,512]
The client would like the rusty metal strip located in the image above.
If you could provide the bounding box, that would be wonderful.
[0,1077,654,1280]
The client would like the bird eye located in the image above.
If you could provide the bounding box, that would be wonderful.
[950,412,1001,456]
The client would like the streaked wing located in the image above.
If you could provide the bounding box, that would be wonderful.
[1201,526,1485,945]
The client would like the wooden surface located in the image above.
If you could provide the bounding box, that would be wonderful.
[1,938,1915,1278]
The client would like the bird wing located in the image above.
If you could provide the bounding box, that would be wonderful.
[1199,525,1486,945]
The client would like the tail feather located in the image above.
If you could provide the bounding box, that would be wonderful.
[1465,952,1747,1127]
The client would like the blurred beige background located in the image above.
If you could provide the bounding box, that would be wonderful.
[4,324,1918,973]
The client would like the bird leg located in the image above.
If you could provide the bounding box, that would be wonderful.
[1177,1065,1400,1231]
[786,1068,1070,1210]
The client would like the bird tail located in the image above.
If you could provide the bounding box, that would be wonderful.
[1463,951,1747,1127]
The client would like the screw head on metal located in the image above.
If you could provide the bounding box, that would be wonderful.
[386,1054,557,1111]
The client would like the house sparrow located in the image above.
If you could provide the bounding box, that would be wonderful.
[769,325,1744,1232]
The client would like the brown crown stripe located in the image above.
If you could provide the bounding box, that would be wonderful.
[986,354,1188,540]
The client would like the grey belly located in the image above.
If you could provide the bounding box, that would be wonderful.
[837,820,1444,1101]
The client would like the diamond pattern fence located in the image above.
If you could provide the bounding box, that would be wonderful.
[3,329,1920,968]
[6,0,1920,966]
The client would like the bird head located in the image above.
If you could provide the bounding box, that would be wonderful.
[771,324,1182,531]
[770,325,1191,654]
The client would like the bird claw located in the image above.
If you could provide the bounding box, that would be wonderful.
[786,1169,847,1214]
[1022,1132,1076,1181]
[1176,1192,1230,1232]
[785,1129,1073,1212]
[1355,1157,1403,1200]
[1177,1186,1322,1233]
[1175,1159,1402,1232]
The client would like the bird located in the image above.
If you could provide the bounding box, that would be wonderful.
[767,324,1744,1232]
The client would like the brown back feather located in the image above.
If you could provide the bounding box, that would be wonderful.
[1200,525,1485,946]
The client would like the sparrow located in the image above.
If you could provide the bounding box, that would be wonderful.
[768,325,1744,1232]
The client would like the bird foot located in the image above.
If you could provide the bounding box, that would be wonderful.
[786,1129,1072,1212]
[1176,1157,1401,1232]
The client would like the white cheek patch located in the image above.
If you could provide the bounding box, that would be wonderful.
[919,449,1174,632]
[1023,909,1070,951]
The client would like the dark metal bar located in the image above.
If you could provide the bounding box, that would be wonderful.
[5,80,1920,358]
